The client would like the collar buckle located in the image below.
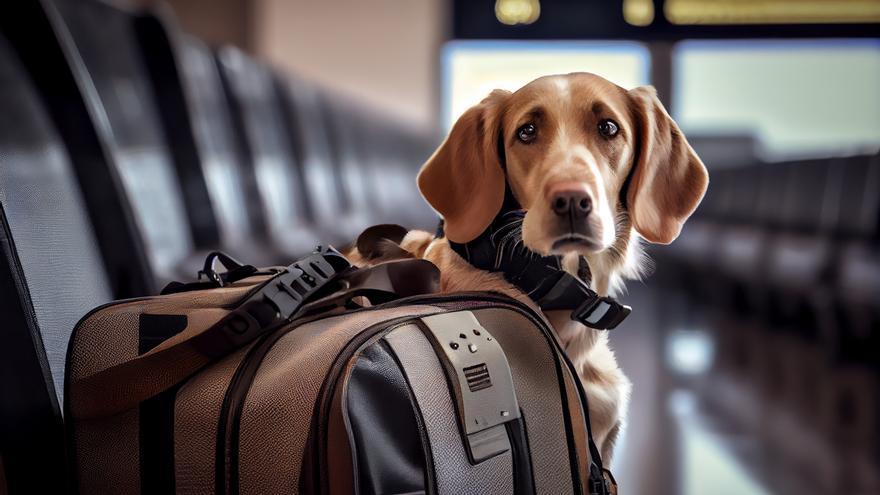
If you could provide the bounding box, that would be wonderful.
[573,295,631,330]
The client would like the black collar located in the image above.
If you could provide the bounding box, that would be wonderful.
[442,189,631,331]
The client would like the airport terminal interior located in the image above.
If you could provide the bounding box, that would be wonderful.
[1,0,878,493]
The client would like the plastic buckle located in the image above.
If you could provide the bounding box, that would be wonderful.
[573,295,631,330]
[588,464,609,495]
[261,247,346,320]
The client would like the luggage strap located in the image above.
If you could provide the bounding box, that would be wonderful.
[69,247,440,419]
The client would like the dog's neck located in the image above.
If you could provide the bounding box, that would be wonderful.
[440,187,632,331]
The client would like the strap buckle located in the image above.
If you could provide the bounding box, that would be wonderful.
[588,464,618,495]
[531,270,631,330]
[588,464,608,495]
[260,246,349,320]
[572,295,631,330]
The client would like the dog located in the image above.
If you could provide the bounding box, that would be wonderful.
[350,72,708,465]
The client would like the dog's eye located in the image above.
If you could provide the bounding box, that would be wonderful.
[598,119,619,138]
[517,123,537,143]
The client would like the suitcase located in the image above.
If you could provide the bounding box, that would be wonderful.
[65,247,614,494]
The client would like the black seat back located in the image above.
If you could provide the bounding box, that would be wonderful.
[50,0,198,283]
[174,35,267,246]
[216,46,318,254]
[134,12,277,263]
[2,0,154,299]
[323,96,380,222]
[780,159,836,234]
[359,115,437,228]
[132,11,221,249]
[0,31,111,493]
[836,154,880,240]
[275,77,350,242]
[756,162,794,229]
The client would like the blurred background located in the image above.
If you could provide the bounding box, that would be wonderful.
[0,0,878,494]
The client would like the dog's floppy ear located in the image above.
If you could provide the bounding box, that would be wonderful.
[418,90,510,243]
[626,86,708,244]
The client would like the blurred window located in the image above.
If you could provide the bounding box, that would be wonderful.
[442,41,650,129]
[673,39,880,160]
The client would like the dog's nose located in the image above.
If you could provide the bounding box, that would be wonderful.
[550,189,592,219]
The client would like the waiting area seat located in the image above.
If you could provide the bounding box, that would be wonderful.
[216,46,327,255]
[134,12,284,267]
[48,0,207,286]
[0,31,110,493]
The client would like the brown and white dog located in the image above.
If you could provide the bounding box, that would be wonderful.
[353,72,708,464]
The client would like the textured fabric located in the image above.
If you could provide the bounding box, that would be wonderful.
[470,308,576,495]
[175,344,253,495]
[0,33,112,404]
[385,325,515,495]
[66,276,263,493]
[68,291,587,494]
[237,305,439,494]
[68,310,141,494]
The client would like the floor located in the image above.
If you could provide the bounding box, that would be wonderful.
[609,283,779,495]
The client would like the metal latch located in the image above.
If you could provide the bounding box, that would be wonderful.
[419,311,521,464]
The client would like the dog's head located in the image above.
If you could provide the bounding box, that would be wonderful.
[418,73,708,256]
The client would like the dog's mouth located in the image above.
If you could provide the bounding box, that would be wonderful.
[550,234,601,253]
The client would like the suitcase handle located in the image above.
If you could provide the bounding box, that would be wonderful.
[197,251,257,286]
[68,251,440,419]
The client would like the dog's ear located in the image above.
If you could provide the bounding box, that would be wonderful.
[626,86,708,244]
[418,90,511,243]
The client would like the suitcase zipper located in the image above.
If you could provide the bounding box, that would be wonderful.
[215,317,291,495]
[308,317,436,495]
[217,312,429,495]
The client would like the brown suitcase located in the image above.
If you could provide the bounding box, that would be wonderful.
[65,248,613,494]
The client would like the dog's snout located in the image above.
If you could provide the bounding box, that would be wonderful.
[549,187,592,220]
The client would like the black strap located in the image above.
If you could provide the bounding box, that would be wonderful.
[69,248,441,420]
[69,246,351,419]
[193,246,350,358]
[446,209,631,331]
[198,251,261,286]
[528,270,631,331]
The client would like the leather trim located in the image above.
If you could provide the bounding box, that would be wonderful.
[562,364,591,488]
[138,314,187,494]
[506,415,537,495]
[327,360,356,495]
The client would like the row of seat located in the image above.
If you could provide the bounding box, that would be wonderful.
[0,0,438,491]
[653,153,880,492]
[663,153,879,340]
